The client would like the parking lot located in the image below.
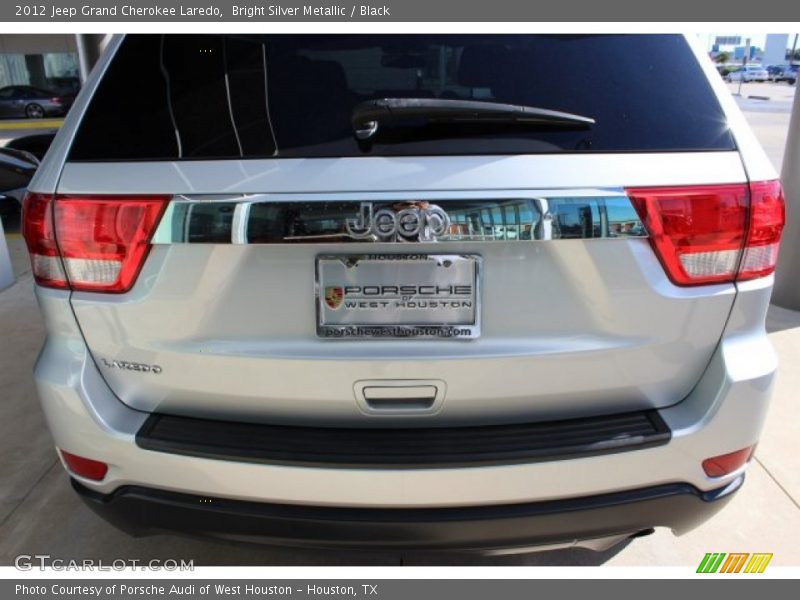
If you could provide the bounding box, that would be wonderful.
[0,80,799,567]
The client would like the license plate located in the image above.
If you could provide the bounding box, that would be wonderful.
[316,254,480,340]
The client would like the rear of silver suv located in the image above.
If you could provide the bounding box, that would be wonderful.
[23,34,785,552]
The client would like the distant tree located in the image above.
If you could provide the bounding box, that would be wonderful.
[715,51,731,64]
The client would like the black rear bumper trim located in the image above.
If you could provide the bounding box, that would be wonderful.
[135,410,671,468]
[72,476,742,551]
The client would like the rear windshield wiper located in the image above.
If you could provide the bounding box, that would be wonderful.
[351,98,595,140]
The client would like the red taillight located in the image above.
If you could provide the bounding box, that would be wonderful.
[50,96,63,104]
[739,180,785,280]
[59,449,108,481]
[22,193,68,289]
[702,445,756,478]
[627,181,785,286]
[23,194,169,293]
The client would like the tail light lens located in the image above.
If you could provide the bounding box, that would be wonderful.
[50,96,63,104]
[739,181,785,280]
[628,181,785,286]
[22,193,68,289]
[22,194,168,293]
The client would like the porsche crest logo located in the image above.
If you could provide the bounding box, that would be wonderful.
[324,286,344,310]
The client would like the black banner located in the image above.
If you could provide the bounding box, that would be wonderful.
[5,579,799,600]
[3,0,800,22]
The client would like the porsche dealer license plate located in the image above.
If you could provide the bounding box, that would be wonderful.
[316,255,480,339]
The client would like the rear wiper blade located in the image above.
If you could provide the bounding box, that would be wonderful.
[352,98,595,140]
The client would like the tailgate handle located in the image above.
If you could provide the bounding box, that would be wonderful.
[354,380,446,416]
[363,386,437,410]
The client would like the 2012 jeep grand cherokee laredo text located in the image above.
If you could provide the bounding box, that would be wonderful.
[23,34,785,552]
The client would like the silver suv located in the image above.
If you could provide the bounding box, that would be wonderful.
[23,34,785,552]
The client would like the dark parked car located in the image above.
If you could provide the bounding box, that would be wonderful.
[0,145,38,216]
[0,132,51,217]
[45,76,81,96]
[766,64,798,84]
[0,85,74,119]
[4,132,57,161]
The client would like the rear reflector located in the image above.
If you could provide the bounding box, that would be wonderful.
[628,181,785,286]
[702,446,756,478]
[23,194,169,293]
[59,449,108,481]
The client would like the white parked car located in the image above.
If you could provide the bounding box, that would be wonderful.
[725,65,769,82]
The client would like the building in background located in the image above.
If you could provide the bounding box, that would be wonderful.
[733,45,759,61]
[709,35,762,63]
[763,34,790,66]
[0,35,79,95]
[707,33,799,66]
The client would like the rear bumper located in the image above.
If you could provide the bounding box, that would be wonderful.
[73,476,742,551]
[32,276,776,541]
[135,409,671,468]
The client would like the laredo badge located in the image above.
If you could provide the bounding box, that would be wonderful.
[324,286,344,310]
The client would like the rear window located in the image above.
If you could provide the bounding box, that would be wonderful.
[69,34,736,161]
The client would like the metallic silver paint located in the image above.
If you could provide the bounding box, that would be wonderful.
[55,153,747,196]
[33,291,774,506]
[26,34,779,529]
[67,239,738,424]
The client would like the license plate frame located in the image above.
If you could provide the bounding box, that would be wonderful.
[316,254,481,340]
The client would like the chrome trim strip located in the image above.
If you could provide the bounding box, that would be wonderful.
[231,202,251,244]
[153,190,646,245]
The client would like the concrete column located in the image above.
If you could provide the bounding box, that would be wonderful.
[0,215,14,291]
[24,54,47,88]
[75,34,106,83]
[772,83,800,309]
